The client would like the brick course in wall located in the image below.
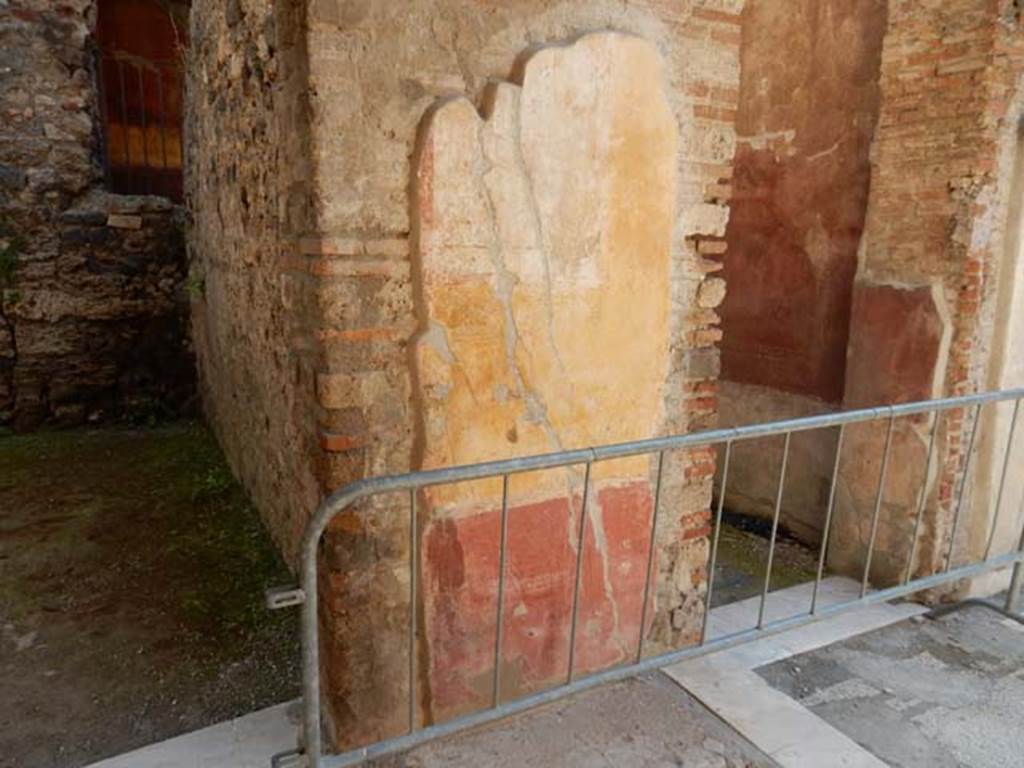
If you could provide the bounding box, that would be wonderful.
[834,0,1024,587]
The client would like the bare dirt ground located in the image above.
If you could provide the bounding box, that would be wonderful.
[0,422,300,768]
[710,512,820,608]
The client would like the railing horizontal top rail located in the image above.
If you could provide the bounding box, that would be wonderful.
[316,388,1024,510]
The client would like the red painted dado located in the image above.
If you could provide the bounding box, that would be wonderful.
[421,481,656,722]
[844,283,944,409]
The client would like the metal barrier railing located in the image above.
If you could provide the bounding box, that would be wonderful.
[270,389,1024,768]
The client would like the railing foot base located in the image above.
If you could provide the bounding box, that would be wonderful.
[925,597,1024,627]
[271,748,306,768]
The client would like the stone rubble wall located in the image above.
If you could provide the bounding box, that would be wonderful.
[186,0,321,561]
[0,1,194,429]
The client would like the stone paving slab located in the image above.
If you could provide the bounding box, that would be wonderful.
[663,577,928,768]
[84,701,299,768]
[372,673,776,768]
[757,603,1024,768]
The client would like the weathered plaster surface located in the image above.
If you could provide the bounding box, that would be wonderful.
[717,381,841,545]
[713,1,1024,595]
[971,72,1024,596]
[414,34,675,487]
[294,2,746,748]
[412,33,679,719]
[830,283,951,584]
[721,0,885,403]
[714,0,885,539]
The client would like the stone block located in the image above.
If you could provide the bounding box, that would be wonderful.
[684,348,722,380]
[697,277,727,308]
[106,214,143,230]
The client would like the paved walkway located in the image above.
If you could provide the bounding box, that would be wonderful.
[757,602,1024,768]
[86,677,775,768]
[374,673,775,768]
[85,702,300,768]
[90,578,1017,768]
[664,578,926,768]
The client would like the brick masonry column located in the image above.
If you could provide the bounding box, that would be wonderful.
[300,2,746,749]
[835,0,1024,589]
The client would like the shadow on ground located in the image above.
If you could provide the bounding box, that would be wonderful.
[0,422,299,768]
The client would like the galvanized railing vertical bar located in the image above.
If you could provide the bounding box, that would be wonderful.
[861,414,896,599]
[135,64,149,174]
[409,489,418,734]
[946,402,983,572]
[155,65,168,170]
[811,424,845,614]
[117,58,130,166]
[702,441,732,643]
[492,475,510,707]
[985,399,1021,560]
[1007,510,1024,614]
[302,526,325,768]
[757,432,791,630]
[905,410,941,585]
[637,451,666,662]
[566,461,592,683]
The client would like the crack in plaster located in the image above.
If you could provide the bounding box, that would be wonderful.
[413,32,682,662]
[472,99,605,622]
[478,85,623,648]
[474,113,566,460]
[506,90,570,384]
